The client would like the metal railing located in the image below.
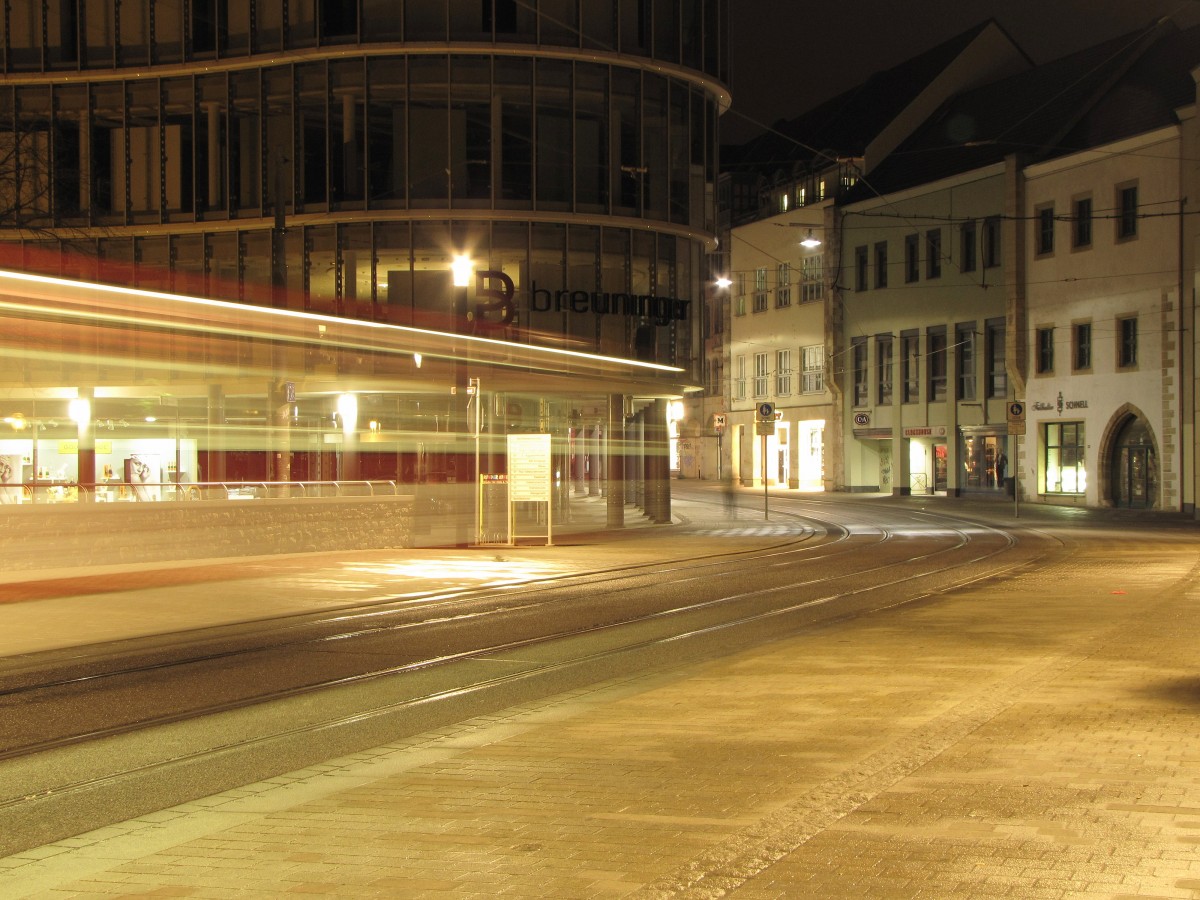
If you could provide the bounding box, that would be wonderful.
[1,480,407,504]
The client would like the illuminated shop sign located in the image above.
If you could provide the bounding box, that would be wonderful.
[466,270,693,330]
[1033,393,1089,413]
[529,281,691,326]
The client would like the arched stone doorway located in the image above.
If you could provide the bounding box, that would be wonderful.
[1108,414,1158,509]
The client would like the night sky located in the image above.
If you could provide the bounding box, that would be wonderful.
[726,0,1200,142]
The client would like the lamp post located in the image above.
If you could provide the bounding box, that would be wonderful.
[451,256,473,548]
[338,392,358,484]
[69,394,93,503]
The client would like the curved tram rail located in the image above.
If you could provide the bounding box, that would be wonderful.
[0,495,1067,857]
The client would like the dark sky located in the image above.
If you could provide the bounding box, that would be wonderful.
[726,0,1200,142]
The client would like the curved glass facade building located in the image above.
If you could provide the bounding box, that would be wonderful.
[1,1,728,368]
[0,1,729,538]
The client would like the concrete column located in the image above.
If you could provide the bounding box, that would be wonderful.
[74,388,95,503]
[268,380,293,494]
[573,426,586,494]
[634,410,646,511]
[657,400,672,522]
[588,425,602,496]
[607,395,625,527]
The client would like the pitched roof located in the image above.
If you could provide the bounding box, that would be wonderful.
[841,19,1196,203]
[724,20,1024,176]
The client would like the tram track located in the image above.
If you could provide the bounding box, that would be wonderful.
[0,496,1066,857]
[0,500,1053,760]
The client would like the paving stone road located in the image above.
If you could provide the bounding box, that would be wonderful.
[2,497,1199,898]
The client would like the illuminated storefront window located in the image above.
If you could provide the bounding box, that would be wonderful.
[1044,421,1086,494]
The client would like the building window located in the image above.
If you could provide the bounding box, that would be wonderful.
[874,241,888,288]
[1073,197,1092,248]
[734,355,746,400]
[776,349,792,395]
[735,272,746,316]
[802,344,824,393]
[956,323,975,400]
[926,228,942,279]
[1073,322,1092,371]
[776,262,791,307]
[901,331,920,403]
[960,220,977,272]
[1036,205,1054,255]
[753,267,768,312]
[904,234,919,282]
[928,327,947,402]
[1117,183,1138,240]
[852,337,868,406]
[854,245,868,291]
[1045,422,1087,494]
[983,216,1001,268]
[876,334,893,405]
[1118,316,1137,368]
[985,318,1006,397]
[753,352,769,397]
[1036,327,1054,374]
[801,254,824,302]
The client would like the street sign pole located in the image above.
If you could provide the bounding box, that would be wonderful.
[1007,401,1026,519]
[762,431,768,521]
[755,402,774,521]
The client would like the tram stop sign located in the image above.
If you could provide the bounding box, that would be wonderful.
[756,402,775,435]
[1007,401,1026,435]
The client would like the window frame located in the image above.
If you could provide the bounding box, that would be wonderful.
[873,240,888,289]
[901,330,920,403]
[1072,321,1092,372]
[982,216,1001,268]
[854,245,868,292]
[955,322,976,401]
[752,266,768,313]
[775,262,791,307]
[876,334,894,406]
[1072,195,1092,249]
[753,351,769,397]
[1117,315,1138,369]
[925,228,942,279]
[775,348,792,396]
[1116,182,1138,241]
[1036,326,1054,375]
[1035,204,1054,256]
[852,337,868,407]
[1044,421,1087,495]
[985,317,1006,398]
[801,344,824,394]
[927,326,947,402]
[800,254,823,303]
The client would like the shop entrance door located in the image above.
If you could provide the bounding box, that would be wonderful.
[776,424,789,486]
[933,443,948,492]
[1111,418,1156,508]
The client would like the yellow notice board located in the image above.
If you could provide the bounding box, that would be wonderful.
[508,433,552,502]
[507,433,553,545]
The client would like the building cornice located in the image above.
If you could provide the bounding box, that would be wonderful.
[0,42,732,111]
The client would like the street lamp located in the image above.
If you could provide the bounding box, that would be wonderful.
[451,255,473,548]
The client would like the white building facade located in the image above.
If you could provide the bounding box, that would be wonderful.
[833,164,1014,496]
[727,208,831,490]
[1022,125,1187,510]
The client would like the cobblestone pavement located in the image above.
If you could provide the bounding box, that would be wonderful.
[2,506,1200,898]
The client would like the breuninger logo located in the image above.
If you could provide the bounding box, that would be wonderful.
[529,281,691,327]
